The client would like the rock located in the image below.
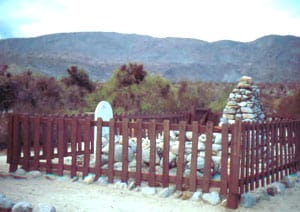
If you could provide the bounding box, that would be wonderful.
[160,152,177,168]
[97,176,108,185]
[198,142,206,151]
[12,201,33,212]
[212,144,222,152]
[190,191,202,201]
[266,187,277,196]
[27,170,42,178]
[185,131,193,141]
[198,134,206,143]
[141,187,157,195]
[142,149,160,164]
[202,191,221,205]
[173,191,183,198]
[0,194,15,209]
[158,186,176,198]
[128,181,136,190]
[240,192,255,208]
[33,203,56,212]
[14,168,27,176]
[114,144,135,162]
[181,191,193,200]
[269,182,286,193]
[83,174,95,184]
[114,181,128,189]
[213,133,222,144]
[240,76,253,84]
[170,142,179,155]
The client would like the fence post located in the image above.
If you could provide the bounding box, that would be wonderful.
[227,120,242,209]
[9,114,20,172]
[296,121,300,171]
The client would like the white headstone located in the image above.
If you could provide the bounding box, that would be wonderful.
[94,101,113,154]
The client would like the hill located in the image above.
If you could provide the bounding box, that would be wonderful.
[0,32,299,82]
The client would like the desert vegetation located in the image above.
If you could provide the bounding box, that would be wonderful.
[0,63,300,148]
[1,63,300,115]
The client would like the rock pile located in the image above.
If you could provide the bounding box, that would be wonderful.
[220,76,265,125]
[88,130,224,179]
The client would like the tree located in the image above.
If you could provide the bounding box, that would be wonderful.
[62,66,95,92]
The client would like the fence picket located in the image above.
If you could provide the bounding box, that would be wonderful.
[83,119,91,178]
[94,118,103,181]
[45,117,53,174]
[70,118,77,177]
[202,121,213,193]
[20,115,29,171]
[220,123,229,196]
[57,116,64,176]
[121,119,129,182]
[108,119,115,183]
[135,119,143,186]
[149,120,156,187]
[162,120,170,187]
[176,121,186,191]
[227,120,242,209]
[189,121,199,192]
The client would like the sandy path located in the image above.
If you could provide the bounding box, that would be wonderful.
[1,150,300,212]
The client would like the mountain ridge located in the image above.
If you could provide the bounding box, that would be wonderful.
[0,32,299,82]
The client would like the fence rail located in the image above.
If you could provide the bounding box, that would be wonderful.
[6,113,300,209]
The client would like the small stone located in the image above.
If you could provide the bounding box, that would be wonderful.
[190,191,202,201]
[212,144,222,152]
[198,134,206,143]
[173,191,183,198]
[141,187,157,195]
[27,170,42,178]
[213,133,222,144]
[181,191,193,200]
[114,144,134,162]
[12,201,33,212]
[14,168,26,176]
[240,192,255,208]
[269,182,286,193]
[33,203,56,212]
[97,176,108,185]
[202,191,221,205]
[185,131,193,141]
[115,181,127,189]
[0,194,15,209]
[266,187,276,196]
[128,181,136,190]
[158,186,176,198]
[83,174,95,184]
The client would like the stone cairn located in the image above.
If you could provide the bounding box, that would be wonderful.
[219,76,265,125]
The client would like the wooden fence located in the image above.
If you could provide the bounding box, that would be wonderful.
[6,113,300,209]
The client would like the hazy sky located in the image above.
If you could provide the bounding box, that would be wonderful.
[0,0,299,41]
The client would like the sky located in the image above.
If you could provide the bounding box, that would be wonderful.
[0,0,299,42]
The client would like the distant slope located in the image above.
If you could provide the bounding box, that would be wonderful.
[0,32,299,82]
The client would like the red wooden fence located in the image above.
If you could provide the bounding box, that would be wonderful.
[6,113,300,209]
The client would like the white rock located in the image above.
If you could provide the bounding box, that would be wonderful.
[185,131,193,141]
[158,186,176,198]
[202,191,221,205]
[198,134,207,143]
[12,201,33,212]
[141,187,157,195]
[190,191,202,201]
[213,133,222,144]
[212,144,222,152]
[33,203,56,212]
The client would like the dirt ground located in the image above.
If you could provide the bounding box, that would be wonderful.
[1,149,300,212]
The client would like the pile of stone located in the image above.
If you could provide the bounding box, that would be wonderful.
[87,130,224,179]
[219,76,265,125]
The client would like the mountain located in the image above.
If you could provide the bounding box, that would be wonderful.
[0,32,299,82]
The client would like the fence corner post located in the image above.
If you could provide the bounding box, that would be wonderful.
[227,120,242,209]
